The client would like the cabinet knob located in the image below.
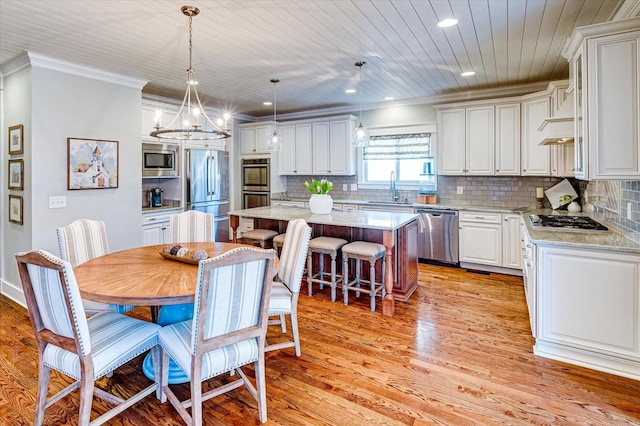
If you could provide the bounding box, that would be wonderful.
[523,169,526,172]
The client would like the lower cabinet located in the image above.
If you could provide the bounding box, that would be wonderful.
[534,244,640,380]
[459,211,522,274]
[142,209,181,246]
[459,211,502,266]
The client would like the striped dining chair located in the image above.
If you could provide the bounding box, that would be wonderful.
[169,210,216,243]
[158,246,275,425]
[56,219,134,315]
[266,218,312,356]
[15,249,161,426]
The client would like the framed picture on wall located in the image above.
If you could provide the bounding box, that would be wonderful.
[67,137,119,190]
[8,124,24,155]
[9,194,23,225]
[8,159,24,190]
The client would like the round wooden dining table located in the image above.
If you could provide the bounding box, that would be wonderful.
[74,242,262,307]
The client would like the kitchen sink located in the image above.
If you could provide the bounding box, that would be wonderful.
[366,200,412,205]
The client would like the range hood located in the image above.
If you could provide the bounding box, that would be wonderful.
[538,93,575,145]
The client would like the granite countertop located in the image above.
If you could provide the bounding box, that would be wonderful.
[273,196,528,213]
[142,205,183,213]
[521,209,640,254]
[229,206,417,230]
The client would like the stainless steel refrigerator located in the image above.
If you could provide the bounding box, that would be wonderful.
[185,149,230,242]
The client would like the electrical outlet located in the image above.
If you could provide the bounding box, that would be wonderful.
[49,196,67,209]
[342,184,348,191]
[456,186,464,195]
[627,202,633,220]
[350,183,358,191]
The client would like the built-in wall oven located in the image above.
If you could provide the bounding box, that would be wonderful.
[241,158,270,209]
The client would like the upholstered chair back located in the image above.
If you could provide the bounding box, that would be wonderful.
[276,219,311,293]
[56,219,109,268]
[169,210,216,243]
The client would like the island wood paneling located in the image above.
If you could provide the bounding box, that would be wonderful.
[2,263,639,425]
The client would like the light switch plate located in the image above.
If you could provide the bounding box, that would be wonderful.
[342,184,348,191]
[49,196,67,209]
[350,184,358,191]
[457,186,464,195]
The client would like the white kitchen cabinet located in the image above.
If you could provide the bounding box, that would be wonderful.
[437,102,521,176]
[271,200,306,208]
[459,211,502,266]
[142,210,181,246]
[551,143,575,177]
[279,123,313,175]
[184,139,226,150]
[239,122,273,155]
[535,245,640,380]
[437,108,466,174]
[495,103,521,175]
[521,220,536,337]
[563,21,640,179]
[502,214,522,269]
[521,96,551,176]
[311,119,356,175]
[358,204,415,214]
[436,106,494,175]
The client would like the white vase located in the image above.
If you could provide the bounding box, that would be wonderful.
[308,194,333,215]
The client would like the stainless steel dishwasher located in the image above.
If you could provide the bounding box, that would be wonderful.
[416,208,459,264]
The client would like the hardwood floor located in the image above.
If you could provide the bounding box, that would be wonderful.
[1,263,639,425]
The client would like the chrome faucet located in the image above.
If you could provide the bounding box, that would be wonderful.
[390,171,399,202]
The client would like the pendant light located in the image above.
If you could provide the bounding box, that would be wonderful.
[150,6,230,141]
[267,78,283,151]
[352,61,370,147]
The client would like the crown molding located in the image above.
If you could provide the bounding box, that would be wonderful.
[1,51,147,89]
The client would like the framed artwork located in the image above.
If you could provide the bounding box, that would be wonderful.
[8,124,24,155]
[9,194,23,225]
[8,159,24,190]
[67,137,119,190]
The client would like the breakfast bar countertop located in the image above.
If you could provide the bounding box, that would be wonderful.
[229,206,418,230]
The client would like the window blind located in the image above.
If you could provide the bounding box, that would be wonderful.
[363,133,431,160]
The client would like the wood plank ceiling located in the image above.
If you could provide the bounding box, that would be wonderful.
[0,0,632,118]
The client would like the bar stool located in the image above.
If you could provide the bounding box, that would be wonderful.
[242,229,279,248]
[341,241,386,311]
[307,236,348,302]
[272,233,286,256]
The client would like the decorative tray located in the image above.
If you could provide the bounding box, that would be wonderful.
[159,252,202,265]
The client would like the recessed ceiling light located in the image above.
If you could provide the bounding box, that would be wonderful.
[345,89,356,94]
[384,97,394,101]
[263,101,272,106]
[437,18,458,28]
[461,71,476,77]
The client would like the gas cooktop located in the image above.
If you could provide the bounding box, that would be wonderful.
[529,214,609,232]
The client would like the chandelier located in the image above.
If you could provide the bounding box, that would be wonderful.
[150,6,230,141]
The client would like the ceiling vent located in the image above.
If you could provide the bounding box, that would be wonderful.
[538,93,575,145]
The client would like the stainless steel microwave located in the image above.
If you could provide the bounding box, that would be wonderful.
[142,143,179,177]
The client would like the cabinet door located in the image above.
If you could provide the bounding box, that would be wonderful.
[502,214,522,269]
[142,223,167,246]
[551,143,575,177]
[329,120,354,175]
[574,49,587,179]
[495,103,521,175]
[312,122,330,174]
[466,106,495,175]
[254,125,272,153]
[240,127,257,154]
[588,31,640,178]
[279,125,296,174]
[295,124,313,174]
[437,109,466,175]
[522,97,551,176]
[460,222,502,266]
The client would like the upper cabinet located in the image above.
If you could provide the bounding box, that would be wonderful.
[279,115,356,176]
[239,122,273,155]
[521,96,551,176]
[563,18,640,180]
[436,102,518,176]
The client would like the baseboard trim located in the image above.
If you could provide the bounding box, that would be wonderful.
[1,279,26,308]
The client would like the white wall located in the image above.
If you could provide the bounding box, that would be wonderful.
[1,55,145,304]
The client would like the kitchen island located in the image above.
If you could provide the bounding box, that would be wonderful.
[229,206,419,316]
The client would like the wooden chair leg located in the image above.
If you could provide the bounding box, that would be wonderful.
[370,259,376,311]
[35,362,50,426]
[279,313,287,333]
[78,373,95,425]
[307,252,313,296]
[290,306,301,357]
[256,355,267,423]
